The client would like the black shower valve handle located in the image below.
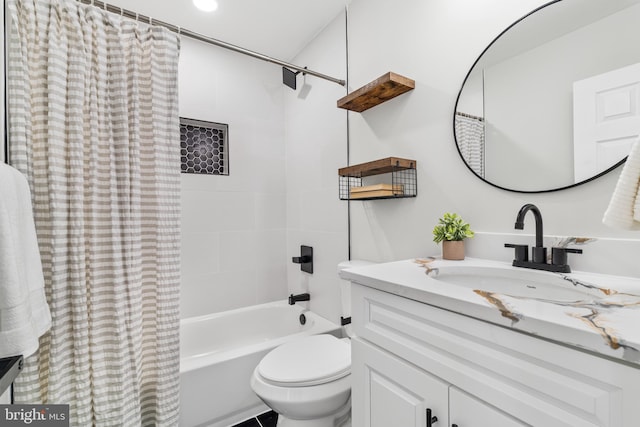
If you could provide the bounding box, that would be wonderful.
[292,245,313,274]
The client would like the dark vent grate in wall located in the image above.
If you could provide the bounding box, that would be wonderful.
[180,118,229,175]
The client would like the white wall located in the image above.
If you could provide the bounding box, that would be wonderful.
[337,0,640,275]
[284,11,349,324]
[456,69,483,118]
[179,37,288,318]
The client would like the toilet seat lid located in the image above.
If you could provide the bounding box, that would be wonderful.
[258,335,351,386]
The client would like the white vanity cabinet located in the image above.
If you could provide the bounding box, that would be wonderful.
[352,338,525,427]
[449,387,526,427]
[350,283,640,427]
[352,337,449,427]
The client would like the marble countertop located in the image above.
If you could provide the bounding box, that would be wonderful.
[340,257,640,366]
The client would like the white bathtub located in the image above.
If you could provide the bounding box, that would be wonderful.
[179,301,342,427]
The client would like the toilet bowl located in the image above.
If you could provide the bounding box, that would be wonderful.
[250,334,351,427]
[250,260,374,427]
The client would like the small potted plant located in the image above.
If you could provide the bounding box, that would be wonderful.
[432,212,474,260]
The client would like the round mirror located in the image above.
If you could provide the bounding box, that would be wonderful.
[454,0,640,192]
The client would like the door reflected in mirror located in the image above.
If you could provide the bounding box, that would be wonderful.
[454,0,640,192]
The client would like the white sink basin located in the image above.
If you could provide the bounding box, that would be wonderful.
[429,265,603,302]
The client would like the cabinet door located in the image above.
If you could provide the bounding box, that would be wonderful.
[351,337,449,427]
[450,387,528,427]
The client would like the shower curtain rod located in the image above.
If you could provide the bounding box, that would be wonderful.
[76,0,346,87]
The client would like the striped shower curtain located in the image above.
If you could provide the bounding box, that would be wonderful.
[455,112,485,178]
[6,0,181,425]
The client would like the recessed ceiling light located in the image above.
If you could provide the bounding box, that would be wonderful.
[193,0,219,12]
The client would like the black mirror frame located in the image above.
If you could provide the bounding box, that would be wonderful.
[453,0,627,194]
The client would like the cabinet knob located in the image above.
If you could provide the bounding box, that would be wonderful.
[426,408,438,426]
[452,425,459,427]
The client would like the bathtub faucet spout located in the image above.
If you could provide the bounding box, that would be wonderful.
[288,293,310,305]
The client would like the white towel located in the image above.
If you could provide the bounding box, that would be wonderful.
[602,138,640,230]
[0,163,51,358]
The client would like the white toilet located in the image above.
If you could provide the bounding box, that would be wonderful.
[250,260,373,427]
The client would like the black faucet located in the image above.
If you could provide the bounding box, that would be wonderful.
[505,204,582,273]
[288,293,310,305]
[515,203,546,263]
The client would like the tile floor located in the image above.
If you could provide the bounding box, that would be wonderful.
[231,410,278,427]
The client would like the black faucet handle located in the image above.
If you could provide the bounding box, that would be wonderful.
[551,247,583,266]
[505,243,529,262]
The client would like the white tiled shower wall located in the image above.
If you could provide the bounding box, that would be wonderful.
[179,37,288,318]
[284,11,349,325]
[178,8,351,323]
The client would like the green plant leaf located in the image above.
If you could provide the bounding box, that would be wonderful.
[432,212,474,243]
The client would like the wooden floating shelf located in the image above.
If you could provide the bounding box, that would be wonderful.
[339,157,416,178]
[338,157,417,201]
[337,72,415,113]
